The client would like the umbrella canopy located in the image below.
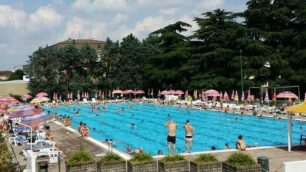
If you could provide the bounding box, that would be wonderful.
[30,97,50,104]
[185,90,189,97]
[287,101,306,113]
[161,90,168,95]
[134,90,145,94]
[36,92,48,97]
[247,90,251,101]
[205,89,220,97]
[174,90,184,95]
[234,90,239,101]
[241,91,245,101]
[193,90,198,99]
[8,104,51,129]
[276,91,298,99]
[223,91,229,101]
[21,94,32,100]
[264,90,269,102]
[122,90,134,95]
[231,90,235,100]
[112,90,123,94]
[304,92,306,101]
[158,90,161,97]
[167,90,176,95]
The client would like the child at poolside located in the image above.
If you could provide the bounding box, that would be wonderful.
[236,135,247,151]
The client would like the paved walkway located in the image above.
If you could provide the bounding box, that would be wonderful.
[48,122,108,159]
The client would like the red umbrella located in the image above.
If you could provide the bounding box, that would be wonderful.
[205,89,220,97]
[21,94,32,100]
[223,91,229,101]
[161,90,168,95]
[231,90,235,100]
[122,90,134,94]
[174,90,184,95]
[134,90,145,94]
[36,92,48,97]
[276,91,298,99]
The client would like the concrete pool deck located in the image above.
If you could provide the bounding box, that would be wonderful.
[45,120,306,172]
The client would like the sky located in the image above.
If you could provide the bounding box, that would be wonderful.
[0,0,246,71]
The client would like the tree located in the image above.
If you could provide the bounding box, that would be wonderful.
[8,69,24,80]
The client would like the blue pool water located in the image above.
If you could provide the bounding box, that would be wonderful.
[44,103,306,155]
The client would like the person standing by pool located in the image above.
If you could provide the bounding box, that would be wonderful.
[165,119,177,154]
[184,120,194,153]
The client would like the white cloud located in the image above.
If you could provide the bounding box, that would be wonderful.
[158,8,177,15]
[197,0,224,11]
[29,6,62,30]
[72,0,128,12]
[130,16,174,38]
[61,17,107,40]
[111,13,129,26]
[0,5,26,28]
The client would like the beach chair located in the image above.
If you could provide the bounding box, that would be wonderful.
[9,135,28,146]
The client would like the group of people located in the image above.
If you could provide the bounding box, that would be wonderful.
[0,113,10,132]
[165,119,247,154]
[57,115,72,127]
[78,122,89,137]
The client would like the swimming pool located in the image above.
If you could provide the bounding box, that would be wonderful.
[44,103,306,155]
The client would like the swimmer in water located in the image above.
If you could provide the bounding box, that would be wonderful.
[131,114,134,118]
[96,114,99,117]
[130,123,136,128]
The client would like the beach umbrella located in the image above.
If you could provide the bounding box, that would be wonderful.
[70,92,74,99]
[174,90,184,95]
[134,90,145,95]
[185,90,189,98]
[77,91,80,100]
[272,92,276,101]
[36,92,48,97]
[52,93,57,100]
[8,104,51,129]
[112,90,123,94]
[122,90,134,94]
[241,91,245,101]
[247,90,251,102]
[205,89,220,97]
[264,90,269,103]
[167,90,175,95]
[108,90,112,98]
[223,91,229,101]
[30,97,50,104]
[234,90,239,101]
[160,90,168,95]
[276,91,298,99]
[231,90,235,100]
[158,90,161,97]
[304,92,306,101]
[194,90,198,99]
[21,94,32,100]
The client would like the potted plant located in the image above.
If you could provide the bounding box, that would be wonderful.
[158,154,188,172]
[97,153,126,172]
[190,154,222,172]
[128,152,157,172]
[66,147,96,172]
[223,152,261,172]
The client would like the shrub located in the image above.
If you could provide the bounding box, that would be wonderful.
[66,147,94,165]
[99,153,123,163]
[130,152,153,163]
[194,154,218,163]
[0,143,17,172]
[160,154,185,163]
[225,152,256,167]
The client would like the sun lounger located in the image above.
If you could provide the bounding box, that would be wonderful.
[9,135,28,146]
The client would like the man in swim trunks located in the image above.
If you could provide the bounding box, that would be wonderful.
[165,119,177,154]
[184,120,194,153]
[236,135,247,151]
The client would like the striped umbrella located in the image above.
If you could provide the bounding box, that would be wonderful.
[234,90,239,101]
[276,91,298,99]
[264,89,269,103]
[231,90,235,100]
[194,90,198,99]
[223,91,229,101]
[241,91,245,101]
[185,90,189,98]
